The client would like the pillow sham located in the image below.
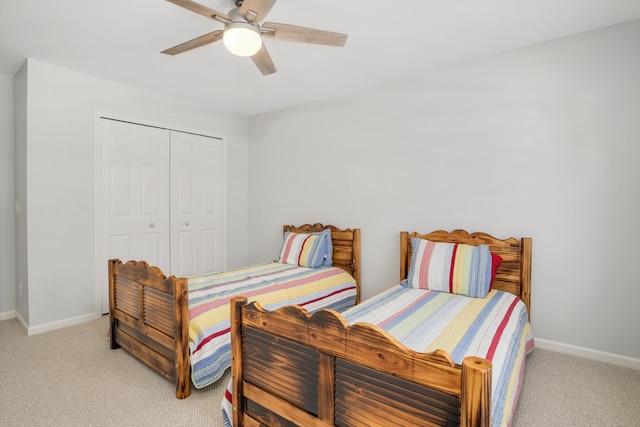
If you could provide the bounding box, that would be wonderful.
[318,228,333,267]
[407,238,492,298]
[277,228,332,268]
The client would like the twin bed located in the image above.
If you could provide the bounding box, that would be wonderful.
[109,225,533,426]
[226,229,532,427]
[109,223,361,399]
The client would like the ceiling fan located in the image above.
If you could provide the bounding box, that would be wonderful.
[162,0,348,75]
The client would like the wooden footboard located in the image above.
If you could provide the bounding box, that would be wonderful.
[231,297,492,427]
[108,259,190,399]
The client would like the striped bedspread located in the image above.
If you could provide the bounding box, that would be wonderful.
[222,281,533,427]
[340,283,534,427]
[188,262,357,389]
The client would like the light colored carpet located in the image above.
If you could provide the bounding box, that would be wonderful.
[0,315,227,427]
[1,315,639,426]
[512,343,640,427]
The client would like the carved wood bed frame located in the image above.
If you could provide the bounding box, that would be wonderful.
[109,223,361,399]
[230,229,532,426]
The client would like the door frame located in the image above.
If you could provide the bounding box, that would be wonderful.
[93,111,228,314]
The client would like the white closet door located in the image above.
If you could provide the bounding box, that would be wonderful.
[170,131,224,278]
[100,119,171,313]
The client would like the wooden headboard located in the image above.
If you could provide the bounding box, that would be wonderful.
[284,223,361,304]
[400,230,532,317]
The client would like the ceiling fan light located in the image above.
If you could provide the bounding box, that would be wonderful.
[223,22,262,57]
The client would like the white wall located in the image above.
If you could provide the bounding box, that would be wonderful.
[0,75,16,320]
[247,20,640,363]
[13,58,249,331]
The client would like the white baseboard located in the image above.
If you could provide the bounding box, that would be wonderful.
[0,310,16,321]
[535,338,640,371]
[15,311,28,331]
[26,311,102,336]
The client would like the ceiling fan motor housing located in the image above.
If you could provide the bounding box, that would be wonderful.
[228,6,258,24]
[223,8,262,56]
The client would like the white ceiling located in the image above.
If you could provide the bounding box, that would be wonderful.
[2,0,640,117]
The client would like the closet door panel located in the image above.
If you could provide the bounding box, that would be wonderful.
[100,119,171,313]
[108,235,137,263]
[170,131,224,278]
[141,232,163,263]
[201,229,218,273]
[176,229,196,277]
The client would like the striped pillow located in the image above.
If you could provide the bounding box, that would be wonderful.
[278,231,330,268]
[407,238,492,298]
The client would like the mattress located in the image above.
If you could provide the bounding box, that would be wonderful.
[188,261,358,389]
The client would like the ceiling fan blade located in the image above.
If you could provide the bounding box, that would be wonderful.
[239,0,277,22]
[262,22,348,47]
[166,0,230,21]
[161,30,223,55]
[251,44,277,75]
